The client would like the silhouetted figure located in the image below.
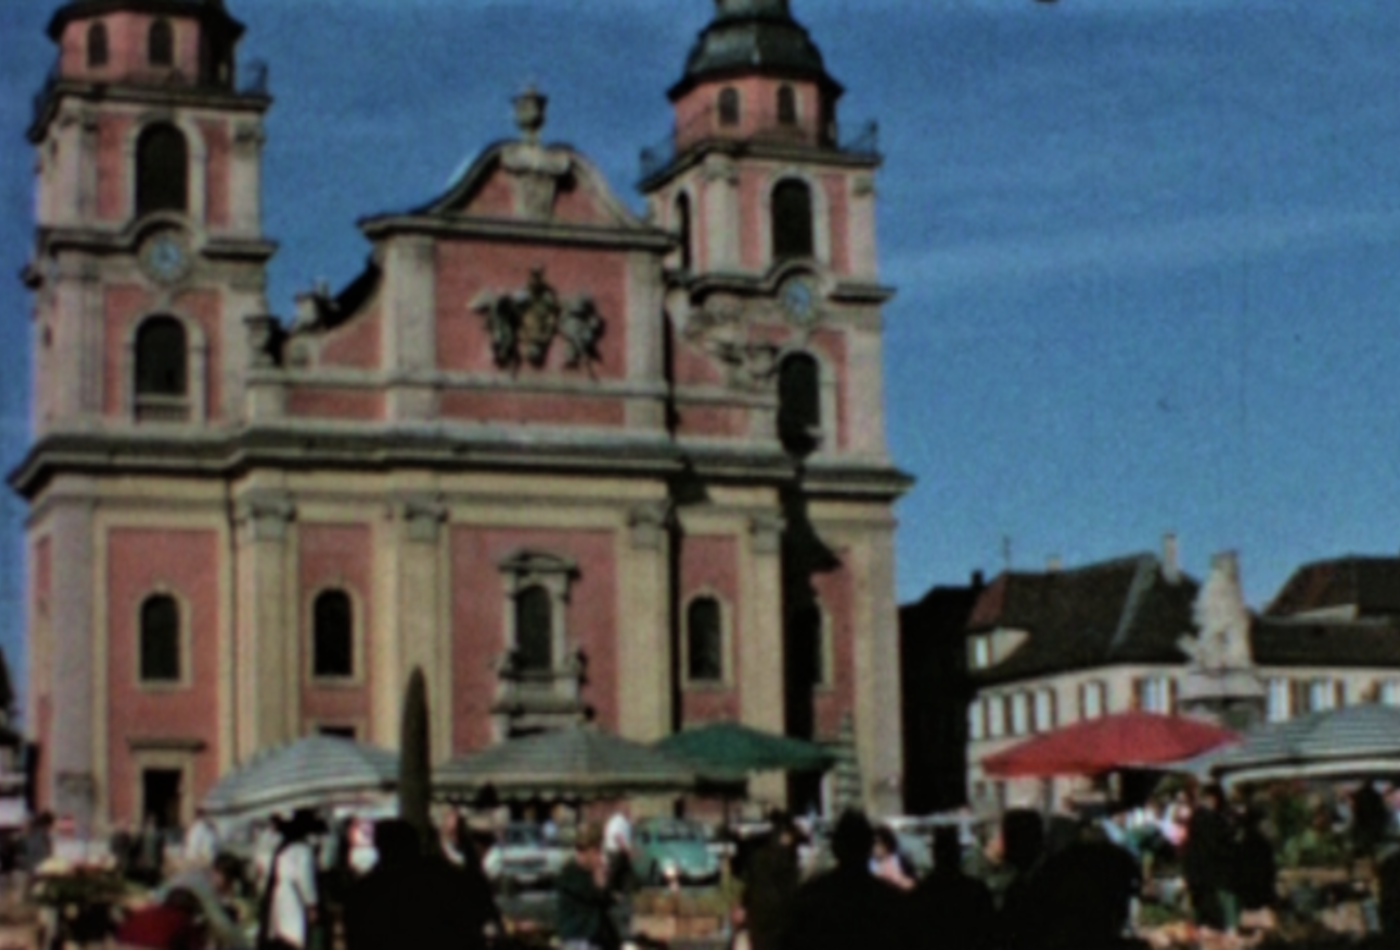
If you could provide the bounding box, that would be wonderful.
[1378,845,1400,939]
[1183,784,1236,933]
[1028,825,1143,950]
[1232,808,1277,917]
[343,818,474,950]
[742,813,801,950]
[1352,781,1391,860]
[781,810,913,950]
[556,822,619,950]
[910,826,995,950]
[997,809,1047,950]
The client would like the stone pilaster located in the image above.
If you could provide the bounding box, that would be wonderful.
[742,511,788,806]
[615,500,674,743]
[396,495,451,761]
[852,524,903,817]
[702,155,740,272]
[233,492,295,759]
[46,497,97,831]
[382,236,438,421]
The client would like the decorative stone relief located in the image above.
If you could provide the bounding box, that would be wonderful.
[473,268,605,372]
[235,493,295,542]
[243,314,280,369]
[501,87,573,221]
[628,499,674,551]
[400,495,448,544]
[749,512,786,555]
[682,295,780,392]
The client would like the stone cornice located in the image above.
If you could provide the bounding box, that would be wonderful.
[639,138,881,191]
[35,226,277,264]
[29,81,271,143]
[358,214,674,253]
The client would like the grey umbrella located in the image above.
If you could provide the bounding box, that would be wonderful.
[434,726,698,803]
[202,735,400,817]
[1190,703,1400,786]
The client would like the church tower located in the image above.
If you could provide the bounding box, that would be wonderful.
[20,0,272,829]
[643,0,908,813]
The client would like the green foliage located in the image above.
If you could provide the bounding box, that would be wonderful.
[399,665,435,856]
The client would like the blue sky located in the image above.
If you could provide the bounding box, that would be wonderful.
[3,0,1400,712]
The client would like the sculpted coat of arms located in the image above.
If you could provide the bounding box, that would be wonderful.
[473,268,605,372]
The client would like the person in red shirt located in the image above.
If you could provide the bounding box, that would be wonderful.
[114,887,205,950]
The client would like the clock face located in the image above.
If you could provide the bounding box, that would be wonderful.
[140,231,191,284]
[780,276,819,324]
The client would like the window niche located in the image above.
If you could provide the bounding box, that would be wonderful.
[312,589,354,679]
[135,124,189,218]
[771,179,815,262]
[88,22,109,68]
[685,596,724,684]
[777,85,798,126]
[493,551,587,738]
[718,87,741,127]
[149,19,174,67]
[139,593,182,684]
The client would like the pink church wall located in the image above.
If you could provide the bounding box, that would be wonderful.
[673,337,723,388]
[96,114,134,223]
[461,173,515,218]
[105,529,221,824]
[811,556,854,740]
[680,535,740,725]
[438,391,625,428]
[673,78,823,151]
[551,177,611,226]
[200,121,230,229]
[298,525,374,732]
[434,240,629,380]
[676,406,748,440]
[823,174,850,275]
[738,167,764,270]
[103,285,147,415]
[285,388,384,421]
[62,13,202,85]
[449,527,619,754]
[319,306,382,369]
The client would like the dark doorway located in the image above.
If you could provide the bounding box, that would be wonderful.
[142,768,182,833]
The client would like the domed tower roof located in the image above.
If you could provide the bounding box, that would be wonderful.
[46,0,245,42]
[670,0,841,100]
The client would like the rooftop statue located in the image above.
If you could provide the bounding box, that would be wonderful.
[1179,551,1254,671]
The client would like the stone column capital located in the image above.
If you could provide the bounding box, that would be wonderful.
[749,512,786,555]
[628,500,674,551]
[235,492,295,542]
[398,494,448,543]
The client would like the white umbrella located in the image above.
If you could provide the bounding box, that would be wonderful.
[203,735,399,818]
[1184,704,1400,787]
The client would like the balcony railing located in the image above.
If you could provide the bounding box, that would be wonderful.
[135,395,191,424]
[640,104,880,181]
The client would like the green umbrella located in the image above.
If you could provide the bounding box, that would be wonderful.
[654,721,835,781]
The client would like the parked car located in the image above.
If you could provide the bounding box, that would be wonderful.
[633,818,721,886]
[483,822,567,890]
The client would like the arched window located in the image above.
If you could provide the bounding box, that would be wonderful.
[777,85,798,125]
[777,352,821,454]
[88,22,109,68]
[516,586,553,673]
[135,124,189,217]
[718,87,740,127]
[772,179,815,261]
[149,18,174,67]
[675,193,693,271]
[686,597,723,683]
[140,595,181,682]
[135,316,188,397]
[312,590,354,678]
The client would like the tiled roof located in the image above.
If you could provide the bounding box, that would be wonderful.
[971,555,1198,686]
[1265,556,1400,619]
[672,0,838,99]
[1252,618,1400,669]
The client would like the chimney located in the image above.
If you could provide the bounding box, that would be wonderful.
[971,570,985,589]
[1046,555,1062,574]
[1163,533,1181,585]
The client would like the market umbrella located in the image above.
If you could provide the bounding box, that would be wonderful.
[202,735,399,817]
[982,711,1239,779]
[653,721,835,781]
[1185,703,1400,786]
[434,726,698,803]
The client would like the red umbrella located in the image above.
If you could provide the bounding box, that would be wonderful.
[982,711,1239,779]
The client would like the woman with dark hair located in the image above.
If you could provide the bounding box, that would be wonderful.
[870,825,917,891]
[257,811,322,950]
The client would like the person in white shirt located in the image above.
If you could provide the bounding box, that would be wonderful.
[603,808,633,892]
[258,811,321,950]
[184,808,219,868]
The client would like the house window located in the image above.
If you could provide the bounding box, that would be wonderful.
[312,590,353,679]
[675,193,693,271]
[1308,678,1338,713]
[1135,676,1176,715]
[686,597,723,683]
[1009,693,1030,736]
[968,700,986,741]
[771,179,815,261]
[777,85,798,125]
[1079,681,1106,720]
[1267,678,1292,722]
[149,19,174,67]
[987,696,1006,738]
[1034,689,1056,733]
[970,637,991,670]
[139,594,181,683]
[135,124,189,217]
[777,353,821,455]
[515,586,553,673]
[718,87,740,127]
[1382,681,1400,708]
[88,22,109,67]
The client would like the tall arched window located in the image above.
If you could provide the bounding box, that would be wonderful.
[771,179,814,261]
[516,586,553,673]
[313,590,354,678]
[675,193,693,271]
[135,124,189,217]
[135,316,188,398]
[777,85,798,125]
[718,87,740,127]
[140,595,181,683]
[777,352,821,454]
[149,18,174,67]
[88,22,109,68]
[686,597,723,683]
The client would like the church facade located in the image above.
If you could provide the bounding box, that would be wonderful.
[14,0,910,831]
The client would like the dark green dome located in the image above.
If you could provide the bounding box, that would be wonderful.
[670,0,840,100]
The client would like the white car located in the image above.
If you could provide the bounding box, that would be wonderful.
[482,823,567,889]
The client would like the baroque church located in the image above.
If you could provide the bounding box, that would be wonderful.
[14,0,910,832]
